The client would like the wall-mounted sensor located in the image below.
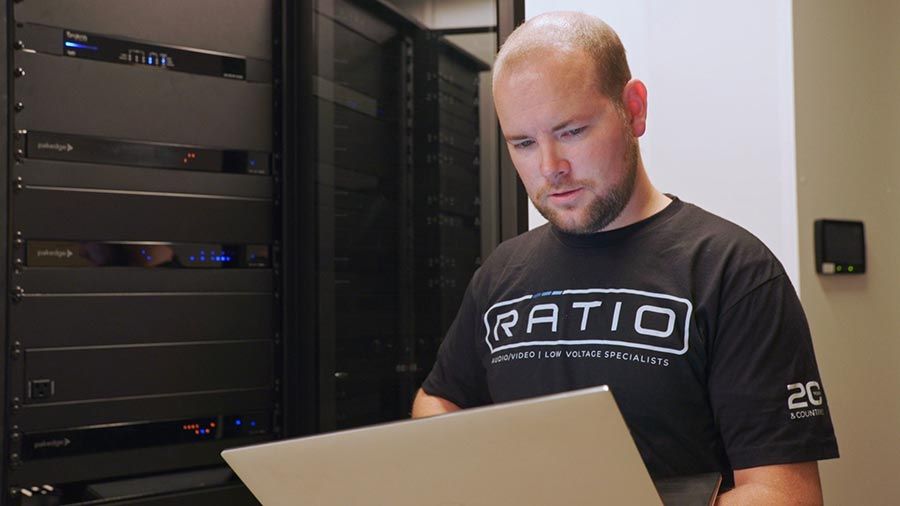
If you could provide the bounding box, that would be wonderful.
[815,219,865,275]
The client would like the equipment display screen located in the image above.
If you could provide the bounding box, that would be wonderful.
[63,28,246,80]
[823,221,865,264]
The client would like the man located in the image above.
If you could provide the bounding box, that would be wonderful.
[412,11,838,505]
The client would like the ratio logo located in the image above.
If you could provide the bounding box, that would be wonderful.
[482,288,693,355]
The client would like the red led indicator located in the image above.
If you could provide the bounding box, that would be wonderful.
[183,420,216,436]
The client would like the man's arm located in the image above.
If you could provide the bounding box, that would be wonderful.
[716,461,823,506]
[411,388,461,418]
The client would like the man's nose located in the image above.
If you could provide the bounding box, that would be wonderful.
[539,142,571,183]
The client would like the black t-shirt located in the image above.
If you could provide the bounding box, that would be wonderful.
[422,197,839,485]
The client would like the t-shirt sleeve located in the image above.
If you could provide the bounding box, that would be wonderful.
[420,274,491,409]
[708,274,839,469]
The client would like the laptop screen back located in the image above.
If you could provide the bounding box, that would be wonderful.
[222,386,661,505]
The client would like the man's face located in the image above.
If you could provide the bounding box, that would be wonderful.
[494,51,639,234]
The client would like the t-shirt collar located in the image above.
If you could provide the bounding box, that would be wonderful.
[549,195,683,248]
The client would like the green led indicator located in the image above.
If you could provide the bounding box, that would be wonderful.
[836,265,843,272]
[848,265,855,273]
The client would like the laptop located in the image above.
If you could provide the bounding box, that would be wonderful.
[222,386,698,505]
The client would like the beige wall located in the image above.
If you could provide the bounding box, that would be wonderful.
[794,1,900,502]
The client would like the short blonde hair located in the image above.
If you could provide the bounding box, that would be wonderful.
[493,12,632,107]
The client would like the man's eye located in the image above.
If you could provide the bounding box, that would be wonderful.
[514,140,535,149]
[562,126,587,138]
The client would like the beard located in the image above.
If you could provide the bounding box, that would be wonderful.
[532,134,640,235]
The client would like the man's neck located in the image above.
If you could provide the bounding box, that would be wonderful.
[599,168,671,232]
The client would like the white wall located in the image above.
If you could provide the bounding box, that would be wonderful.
[524,1,800,290]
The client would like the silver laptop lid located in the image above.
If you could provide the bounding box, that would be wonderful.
[223,386,661,505]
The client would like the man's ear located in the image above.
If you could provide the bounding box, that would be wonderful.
[622,79,648,137]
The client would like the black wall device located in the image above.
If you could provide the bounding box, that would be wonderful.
[814,219,866,274]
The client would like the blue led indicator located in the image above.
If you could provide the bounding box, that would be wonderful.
[161,56,168,65]
[250,421,257,427]
[189,256,195,262]
[235,419,242,426]
[64,41,99,51]
[200,257,205,262]
[148,56,155,65]
[250,159,257,166]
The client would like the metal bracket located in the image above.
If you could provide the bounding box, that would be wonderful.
[11,286,25,303]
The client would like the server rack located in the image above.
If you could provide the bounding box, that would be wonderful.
[5,1,278,504]
[308,0,490,432]
[2,1,523,503]
[411,33,489,401]
[312,0,415,430]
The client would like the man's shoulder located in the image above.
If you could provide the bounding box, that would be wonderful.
[673,200,777,258]
[670,199,788,292]
[492,223,551,257]
[473,224,551,284]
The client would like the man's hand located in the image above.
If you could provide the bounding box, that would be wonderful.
[411,388,461,418]
[716,461,823,505]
